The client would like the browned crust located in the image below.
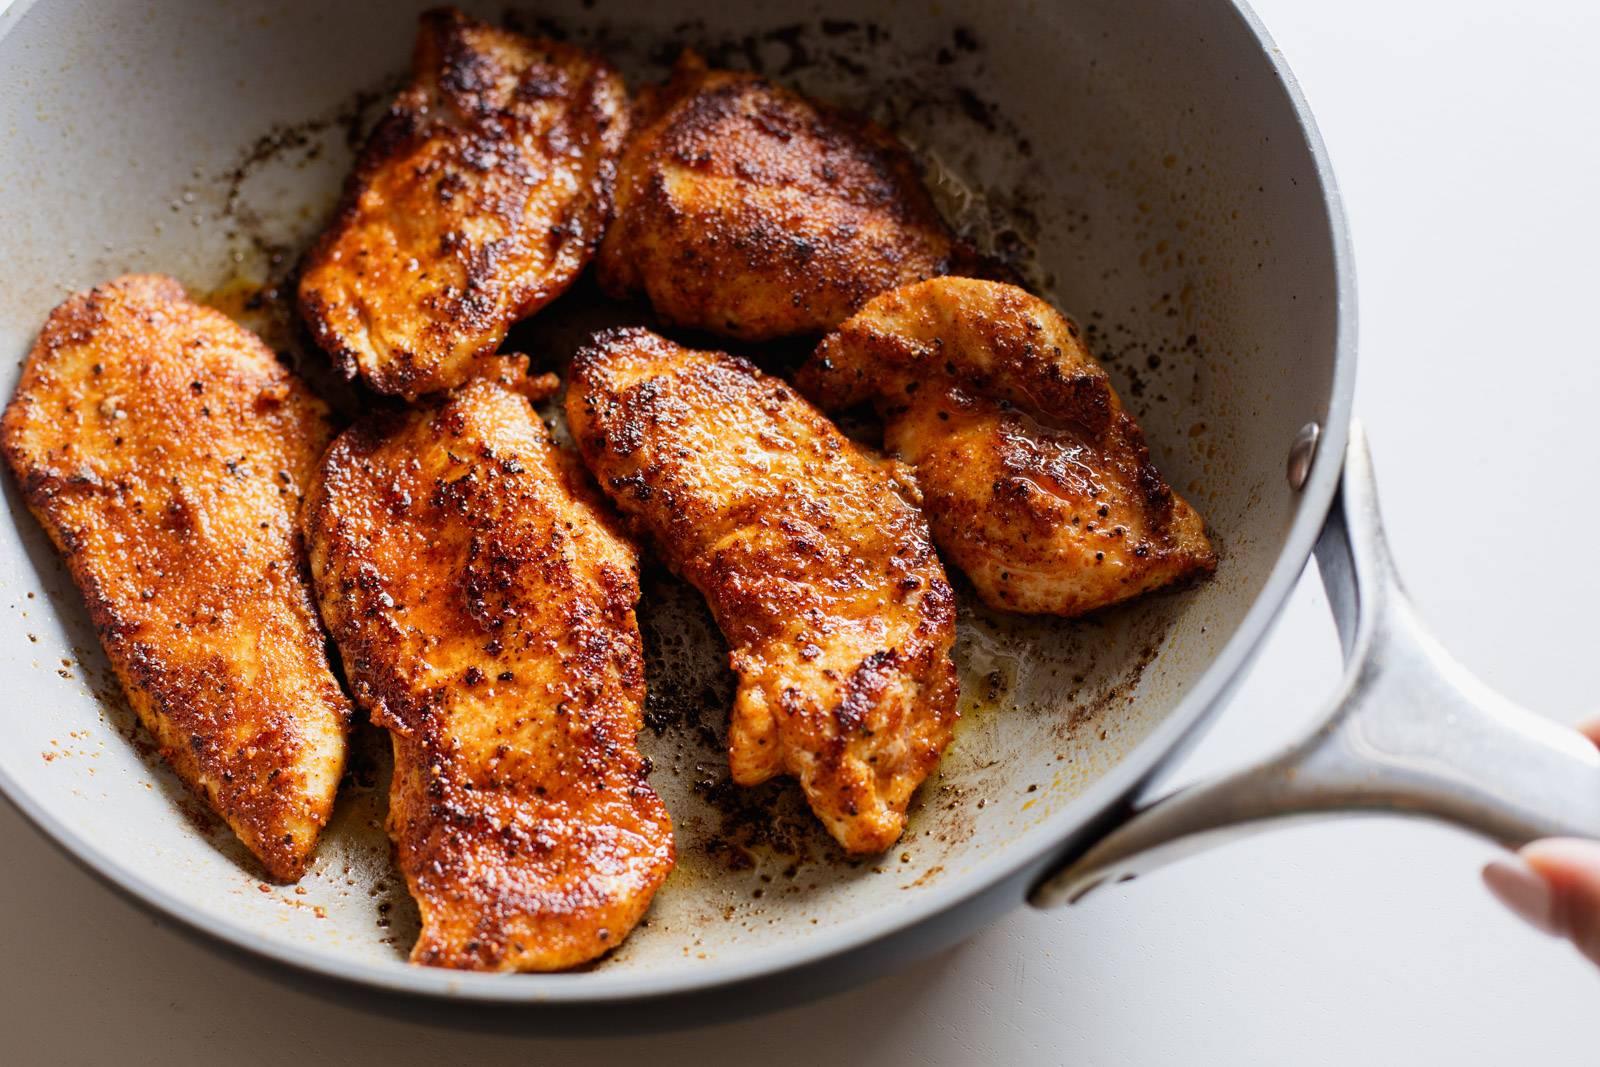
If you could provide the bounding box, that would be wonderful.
[298,7,629,399]
[798,277,1217,616]
[1,275,352,881]
[595,51,968,340]
[567,327,959,853]
[303,376,673,970]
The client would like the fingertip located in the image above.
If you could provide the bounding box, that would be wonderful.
[1575,712,1600,747]
[1520,838,1600,967]
[1520,837,1600,883]
[1483,857,1559,936]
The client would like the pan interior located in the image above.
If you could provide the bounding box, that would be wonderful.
[0,0,1339,984]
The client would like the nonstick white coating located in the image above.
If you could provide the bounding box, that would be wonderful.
[0,0,1353,1003]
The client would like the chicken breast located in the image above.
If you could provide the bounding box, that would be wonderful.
[798,278,1216,616]
[1,275,351,881]
[595,51,972,341]
[303,367,673,971]
[567,328,958,854]
[298,7,628,400]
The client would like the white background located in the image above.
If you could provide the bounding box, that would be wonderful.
[3,0,1598,1062]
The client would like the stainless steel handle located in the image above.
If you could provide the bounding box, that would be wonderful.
[1030,420,1600,908]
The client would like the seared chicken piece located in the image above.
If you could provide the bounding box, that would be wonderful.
[298,8,628,400]
[596,51,970,341]
[1,275,351,881]
[799,278,1216,616]
[303,367,673,971]
[567,328,959,854]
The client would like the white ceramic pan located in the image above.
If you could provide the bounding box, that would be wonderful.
[0,0,1595,1022]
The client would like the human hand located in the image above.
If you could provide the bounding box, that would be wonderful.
[1482,715,1600,966]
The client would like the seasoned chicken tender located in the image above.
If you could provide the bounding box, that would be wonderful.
[298,8,628,399]
[596,51,969,341]
[303,369,673,971]
[1,275,351,881]
[799,278,1216,616]
[567,328,958,854]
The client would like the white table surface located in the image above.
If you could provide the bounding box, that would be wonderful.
[4,0,1598,1062]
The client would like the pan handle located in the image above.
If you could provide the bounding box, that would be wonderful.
[1029,420,1600,908]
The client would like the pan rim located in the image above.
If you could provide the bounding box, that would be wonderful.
[0,0,1356,1004]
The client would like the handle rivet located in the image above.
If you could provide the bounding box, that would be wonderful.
[1287,421,1321,490]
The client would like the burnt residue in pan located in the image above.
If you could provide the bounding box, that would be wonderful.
[217,78,398,263]
[635,568,850,876]
[197,80,399,421]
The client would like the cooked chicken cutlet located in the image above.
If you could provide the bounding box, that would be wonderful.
[567,328,959,854]
[298,8,628,400]
[1,275,351,881]
[303,368,673,971]
[596,51,971,341]
[799,278,1216,616]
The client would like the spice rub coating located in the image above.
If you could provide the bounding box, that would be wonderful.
[567,327,959,854]
[1,274,351,881]
[799,277,1216,616]
[303,370,673,971]
[299,7,628,399]
[596,51,969,341]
